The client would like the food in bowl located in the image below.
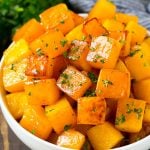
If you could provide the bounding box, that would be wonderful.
[1,0,150,149]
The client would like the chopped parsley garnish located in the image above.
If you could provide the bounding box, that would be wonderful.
[31,129,36,135]
[36,48,44,56]
[82,140,91,150]
[61,73,69,79]
[71,46,79,52]
[126,103,143,119]
[88,72,98,84]
[28,92,32,96]
[100,59,105,64]
[129,49,140,57]
[60,20,65,24]
[82,35,86,41]
[134,108,142,119]
[63,51,68,58]
[60,39,68,47]
[90,47,96,51]
[84,89,96,97]
[93,54,102,62]
[45,43,49,47]
[115,114,126,125]
[102,79,113,87]
[64,124,72,131]
[10,64,15,70]
[45,108,55,113]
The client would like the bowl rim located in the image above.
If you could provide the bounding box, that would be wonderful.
[1,13,150,150]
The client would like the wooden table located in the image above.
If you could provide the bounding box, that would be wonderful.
[0,109,30,150]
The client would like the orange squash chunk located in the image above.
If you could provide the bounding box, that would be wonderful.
[57,66,92,100]
[6,92,28,119]
[3,58,28,92]
[30,30,68,59]
[40,4,74,35]
[115,98,146,133]
[52,55,69,79]
[70,11,84,26]
[57,129,85,149]
[96,69,130,98]
[65,24,85,43]
[68,40,91,71]
[13,19,45,43]
[25,55,54,78]
[115,13,138,24]
[20,105,52,139]
[24,79,60,106]
[77,97,106,125]
[88,0,116,20]
[45,97,76,134]
[83,18,108,37]
[125,21,147,45]
[87,36,121,69]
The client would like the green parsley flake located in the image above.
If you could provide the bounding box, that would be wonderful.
[63,51,68,58]
[31,129,36,135]
[60,20,65,24]
[115,114,126,125]
[64,124,72,131]
[102,79,113,87]
[134,108,142,119]
[84,89,96,97]
[60,39,68,47]
[10,64,15,70]
[129,49,140,57]
[88,72,98,84]
[36,48,44,56]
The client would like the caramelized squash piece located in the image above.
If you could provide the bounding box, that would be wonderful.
[77,97,106,125]
[57,66,92,100]
[40,4,74,34]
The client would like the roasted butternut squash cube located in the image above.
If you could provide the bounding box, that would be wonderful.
[88,0,116,20]
[115,98,146,133]
[115,59,130,74]
[24,79,60,106]
[96,69,130,98]
[133,79,150,104]
[25,55,54,78]
[143,104,150,122]
[70,11,84,26]
[3,39,31,66]
[144,37,150,46]
[57,129,85,149]
[68,40,91,71]
[6,92,28,119]
[115,13,138,24]
[77,97,106,125]
[3,58,28,92]
[125,42,150,81]
[87,122,124,150]
[45,97,76,134]
[30,30,68,59]
[125,21,147,45]
[86,36,121,69]
[57,66,92,100]
[103,19,125,32]
[65,24,85,43]
[52,55,69,79]
[20,105,52,139]
[40,4,74,35]
[83,18,108,37]
[13,19,45,43]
